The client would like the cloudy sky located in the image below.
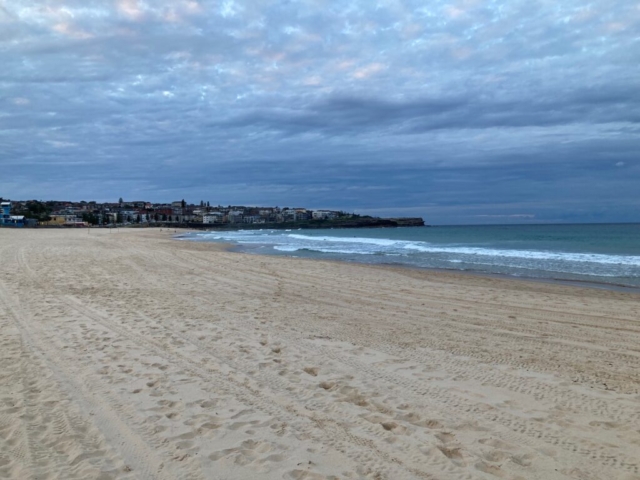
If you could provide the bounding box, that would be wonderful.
[1,0,639,224]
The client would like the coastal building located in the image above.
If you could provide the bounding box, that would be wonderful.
[295,208,311,221]
[228,210,244,223]
[203,212,223,224]
[171,201,187,215]
[0,202,10,225]
[1,201,25,227]
[42,215,85,227]
[119,211,137,223]
[242,215,265,224]
[42,214,76,226]
[153,209,172,221]
[282,208,296,221]
[7,216,25,227]
[312,210,338,220]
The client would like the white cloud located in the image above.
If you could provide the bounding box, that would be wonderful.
[220,0,241,18]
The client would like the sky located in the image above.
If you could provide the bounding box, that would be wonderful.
[1,0,639,224]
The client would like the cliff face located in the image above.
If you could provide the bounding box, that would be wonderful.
[386,218,425,227]
[179,217,426,230]
[330,217,425,228]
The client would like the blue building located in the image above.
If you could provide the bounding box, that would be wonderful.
[1,202,10,224]
[0,201,24,227]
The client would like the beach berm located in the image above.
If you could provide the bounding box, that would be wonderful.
[0,228,639,479]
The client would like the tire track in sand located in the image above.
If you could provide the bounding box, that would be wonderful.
[1,257,177,480]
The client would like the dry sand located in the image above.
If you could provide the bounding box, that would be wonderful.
[1,228,639,480]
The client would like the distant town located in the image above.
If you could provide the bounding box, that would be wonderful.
[1,198,425,229]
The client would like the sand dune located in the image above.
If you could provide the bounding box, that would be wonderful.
[0,228,639,479]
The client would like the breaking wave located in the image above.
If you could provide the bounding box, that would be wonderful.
[184,227,640,285]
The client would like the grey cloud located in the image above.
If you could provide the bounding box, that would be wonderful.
[1,0,639,223]
[212,85,640,138]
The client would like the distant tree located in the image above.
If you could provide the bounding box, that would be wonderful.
[136,215,141,223]
[81,213,94,225]
[154,213,159,222]
[181,199,186,209]
[127,215,132,222]
[117,213,123,224]
[18,200,51,222]
[162,214,167,221]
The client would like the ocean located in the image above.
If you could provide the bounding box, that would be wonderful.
[180,224,640,289]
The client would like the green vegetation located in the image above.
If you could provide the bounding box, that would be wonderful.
[201,216,424,231]
[81,212,100,225]
[13,201,51,222]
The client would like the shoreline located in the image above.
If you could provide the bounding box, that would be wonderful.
[181,235,640,295]
[379,262,640,294]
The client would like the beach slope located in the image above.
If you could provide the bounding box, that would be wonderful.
[0,228,638,479]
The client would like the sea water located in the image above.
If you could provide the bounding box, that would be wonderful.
[181,224,640,288]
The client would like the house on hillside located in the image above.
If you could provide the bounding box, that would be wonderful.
[312,210,339,220]
[242,215,265,224]
[228,210,244,223]
[203,212,223,224]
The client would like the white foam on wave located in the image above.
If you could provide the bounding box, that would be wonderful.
[193,231,640,268]
[401,244,640,266]
[287,234,399,246]
[274,245,377,255]
[285,233,640,267]
[445,258,629,277]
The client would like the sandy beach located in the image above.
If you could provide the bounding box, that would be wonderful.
[1,228,639,480]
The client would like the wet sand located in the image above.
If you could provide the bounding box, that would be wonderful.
[1,228,639,479]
